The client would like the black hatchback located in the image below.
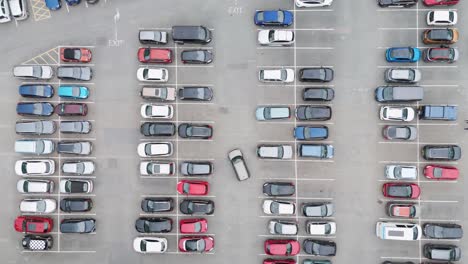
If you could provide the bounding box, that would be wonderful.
[141,122,176,137]
[178,87,213,101]
[141,198,173,213]
[60,198,93,212]
[180,199,215,215]
[423,223,463,239]
[135,217,172,233]
[295,106,332,121]
[303,239,336,256]
[299,68,334,82]
[60,219,96,234]
[178,123,213,139]
[303,87,334,101]
[263,182,295,196]
[378,0,418,7]
[181,50,213,64]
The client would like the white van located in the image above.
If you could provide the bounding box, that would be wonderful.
[15,139,55,155]
[376,222,421,241]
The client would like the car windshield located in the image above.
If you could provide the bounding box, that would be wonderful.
[413,227,419,240]
[286,243,292,254]
[264,108,271,119]
[141,240,147,252]
[270,202,279,213]
[72,87,80,97]
[275,223,283,233]
[429,29,452,40]
[433,168,443,178]
[325,224,331,234]
[281,70,287,81]
[183,183,190,193]
[193,222,202,232]
[187,239,204,251]
[32,67,41,77]
[33,103,43,114]
[402,109,408,119]
[36,200,46,212]
[36,141,45,154]
[257,12,264,21]
[394,167,402,177]
[393,48,412,59]
[276,11,284,22]
[144,49,151,60]
[321,205,327,216]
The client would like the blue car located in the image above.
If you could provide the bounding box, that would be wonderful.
[254,10,293,27]
[294,125,328,140]
[386,47,421,62]
[45,0,61,10]
[17,102,54,116]
[58,86,89,99]
[19,84,54,98]
[65,0,80,5]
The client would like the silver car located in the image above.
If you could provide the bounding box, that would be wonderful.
[62,161,95,175]
[268,220,298,235]
[60,121,91,134]
[57,66,92,81]
[8,0,28,20]
[256,106,290,121]
[15,139,54,155]
[15,159,55,176]
[385,165,417,180]
[228,149,250,181]
[17,179,54,193]
[16,120,56,135]
[13,65,53,80]
[257,144,293,159]
[57,141,92,155]
[0,0,11,23]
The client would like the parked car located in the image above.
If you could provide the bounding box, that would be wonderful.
[139,30,168,44]
[60,218,96,233]
[62,160,95,175]
[264,259,297,264]
[386,47,420,62]
[0,0,11,23]
[259,69,295,83]
[386,203,420,218]
[55,103,88,116]
[137,142,173,157]
[14,216,53,233]
[263,182,295,196]
[15,159,55,176]
[254,10,293,27]
[8,0,28,21]
[228,149,250,181]
[17,102,54,116]
[258,30,295,46]
[378,0,418,7]
[294,125,328,140]
[172,25,212,44]
[141,198,173,213]
[180,200,215,215]
[178,123,213,139]
[133,237,167,253]
[17,179,54,193]
[424,223,463,239]
[16,120,56,135]
[382,183,421,199]
[268,220,298,235]
[423,0,458,6]
[180,161,213,176]
[181,50,213,64]
[64,0,80,6]
[179,236,214,252]
[140,104,173,119]
[298,144,334,159]
[383,125,417,140]
[302,202,334,217]
[177,180,209,195]
[15,139,54,155]
[299,68,334,82]
[58,86,89,99]
[422,145,461,161]
[256,106,290,121]
[135,217,172,233]
[295,106,332,121]
[424,165,459,180]
[423,28,458,44]
[20,198,56,213]
[19,84,54,98]
[419,105,457,121]
[60,198,93,212]
[375,86,424,102]
[302,260,330,264]
[137,48,172,63]
[57,66,92,81]
[257,145,293,160]
[178,87,213,101]
[13,65,53,79]
[423,244,461,261]
[385,165,417,180]
[263,200,296,215]
[137,68,169,82]
[302,87,334,101]
[140,87,176,101]
[423,47,459,63]
[427,10,457,26]
[140,161,175,176]
[379,106,415,121]
[376,222,422,240]
[60,121,91,134]
[22,235,52,251]
[44,0,61,10]
[303,240,336,256]
[264,239,300,256]
[57,141,92,155]
[180,218,208,233]
[296,0,333,7]
[60,179,93,194]
[307,221,336,236]
[384,68,421,83]
[60,47,92,63]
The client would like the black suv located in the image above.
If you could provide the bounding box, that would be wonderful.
[172,26,212,44]
[378,0,418,7]
[140,122,176,137]
[299,68,334,82]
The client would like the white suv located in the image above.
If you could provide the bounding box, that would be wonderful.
[137,68,168,82]
[137,142,173,157]
[376,222,421,240]
[17,179,54,193]
[140,104,173,119]
[20,199,57,213]
[259,68,295,83]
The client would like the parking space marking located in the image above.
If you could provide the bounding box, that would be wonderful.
[141,194,216,198]
[257,65,334,68]
[257,235,322,238]
[22,47,59,65]
[380,257,420,260]
[287,9,333,12]
[260,159,334,163]
[165,252,215,255]
[257,47,334,50]
[257,196,333,200]
[378,179,458,184]
[139,120,215,124]
[258,84,335,88]
[29,0,51,22]
[378,141,459,145]
[22,250,96,254]
[378,65,458,69]
[378,217,461,222]
[380,199,458,203]
[139,213,215,217]
[419,84,459,87]
[379,160,458,165]
[258,177,335,181]
[378,123,458,126]
[259,140,334,144]
[259,215,335,219]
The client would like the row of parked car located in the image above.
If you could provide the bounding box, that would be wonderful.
[376,1,462,263]
[13,47,96,251]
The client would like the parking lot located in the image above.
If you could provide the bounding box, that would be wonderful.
[0,0,467,264]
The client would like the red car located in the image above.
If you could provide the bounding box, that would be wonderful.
[423,0,459,6]
[424,165,459,180]
[60,47,92,63]
[14,216,53,233]
[55,103,88,116]
[137,48,172,63]
[180,218,208,233]
[264,239,300,256]
[382,183,421,199]
[264,259,296,264]
[177,180,209,195]
[178,236,214,252]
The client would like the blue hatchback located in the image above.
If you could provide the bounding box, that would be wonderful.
[45,0,61,10]
[386,47,420,62]
[19,84,54,98]
[58,86,89,99]
[294,125,328,140]
[254,10,293,27]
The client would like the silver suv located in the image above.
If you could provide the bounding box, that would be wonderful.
[13,65,53,80]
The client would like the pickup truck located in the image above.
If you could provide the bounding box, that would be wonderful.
[419,105,457,121]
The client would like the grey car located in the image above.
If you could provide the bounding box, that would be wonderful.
[384,68,421,83]
[60,121,91,134]
[178,87,213,101]
[141,198,173,213]
[139,30,168,44]
[180,161,213,176]
[303,240,336,256]
[256,106,290,121]
[181,50,213,64]
[62,161,95,175]
[140,122,176,137]
[60,219,96,234]
[298,144,334,159]
[423,223,463,239]
[57,66,92,81]
[295,106,332,121]
[423,244,461,261]
[16,120,55,135]
[263,182,295,196]
[383,126,417,141]
[57,141,92,155]
[302,202,334,217]
[13,65,53,80]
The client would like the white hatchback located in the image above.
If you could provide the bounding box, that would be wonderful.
[307,221,336,236]
[427,10,457,26]
[15,159,55,176]
[137,142,173,157]
[385,165,417,180]
[133,237,167,253]
[140,104,173,119]
[296,0,333,7]
[20,198,57,213]
[137,68,168,82]
[259,69,295,83]
[17,179,54,193]
[379,106,415,122]
[258,30,295,46]
[263,200,296,215]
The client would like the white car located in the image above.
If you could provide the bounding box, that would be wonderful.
[376,222,422,241]
[258,30,295,46]
[379,106,415,122]
[17,179,54,193]
[140,104,173,119]
[268,220,298,235]
[8,0,28,20]
[62,161,95,175]
[0,0,11,23]
[307,221,336,236]
[296,0,333,7]
[20,199,56,213]
[137,142,173,157]
[257,145,293,159]
[137,68,168,82]
[13,65,53,80]
[259,69,295,83]
[15,159,55,176]
[427,10,457,26]
[133,237,168,253]
[60,179,93,194]
[385,165,417,180]
[140,161,175,176]
[262,200,296,215]
[15,139,55,155]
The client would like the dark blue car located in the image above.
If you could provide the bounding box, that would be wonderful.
[45,0,61,10]
[294,125,328,140]
[65,0,81,5]
[19,84,54,98]
[17,102,54,116]
[254,10,293,27]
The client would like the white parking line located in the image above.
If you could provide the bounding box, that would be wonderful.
[257,47,334,50]
[419,84,459,88]
[140,120,215,124]
[378,123,458,126]
[257,196,333,200]
[141,194,216,198]
[378,141,459,145]
[378,179,458,184]
[288,9,333,12]
[378,27,434,30]
[139,213,215,217]
[378,65,458,69]
[260,159,334,163]
[165,251,215,255]
[259,140,334,144]
[257,234,319,238]
[138,64,214,68]
[380,199,458,203]
[259,177,335,181]
[380,257,420,260]
[259,215,335,219]
[258,84,335,88]
[257,65,334,68]
[376,8,457,11]
[258,121,335,125]
[22,250,96,254]
[379,160,458,165]
[378,217,461,222]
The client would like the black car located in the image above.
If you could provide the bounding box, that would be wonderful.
[141,122,176,137]
[178,123,213,139]
[178,87,213,101]
[141,198,173,213]
[303,240,336,256]
[181,50,213,64]
[295,106,332,121]
[172,26,212,44]
[422,145,461,161]
[22,235,53,251]
[378,0,418,7]
[60,219,96,234]
[299,68,334,82]
[423,244,461,261]
[423,223,463,239]
[19,84,54,98]
[180,200,215,215]
[382,262,415,264]
[17,102,54,116]
[263,182,295,196]
[57,141,92,155]
[135,217,172,233]
[60,198,93,212]
[302,87,335,101]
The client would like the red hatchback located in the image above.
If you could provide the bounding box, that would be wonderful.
[424,165,459,180]
[138,48,172,63]
[178,236,214,252]
[14,216,53,233]
[264,239,300,256]
[60,47,92,63]
[382,183,421,199]
[264,259,296,264]
[180,218,208,233]
[177,180,209,195]
[423,0,459,6]
[55,103,88,116]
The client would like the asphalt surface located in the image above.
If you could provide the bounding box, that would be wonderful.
[0,0,467,264]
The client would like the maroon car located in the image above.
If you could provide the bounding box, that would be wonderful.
[55,103,88,116]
